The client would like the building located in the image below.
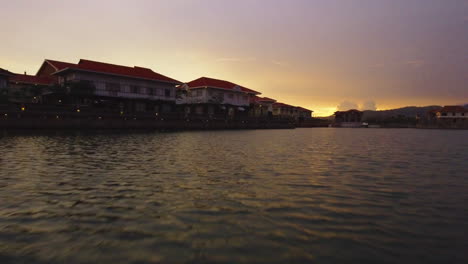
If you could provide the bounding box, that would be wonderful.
[296,107,313,121]
[49,59,182,113]
[177,77,261,118]
[249,96,277,118]
[424,106,468,128]
[272,103,314,121]
[8,73,54,102]
[430,106,468,119]
[36,59,78,81]
[0,68,14,103]
[272,102,298,119]
[334,109,363,127]
[0,68,13,89]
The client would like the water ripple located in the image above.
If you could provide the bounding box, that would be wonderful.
[0,128,467,263]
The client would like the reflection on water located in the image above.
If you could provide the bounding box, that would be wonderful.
[0,128,467,263]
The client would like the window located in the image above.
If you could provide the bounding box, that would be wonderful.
[442,113,447,116]
[105,83,120,92]
[195,90,203,97]
[156,88,163,96]
[130,85,140,94]
[452,113,456,116]
[105,83,120,96]
[165,89,171,97]
[65,74,75,82]
[227,93,234,99]
[148,88,155,96]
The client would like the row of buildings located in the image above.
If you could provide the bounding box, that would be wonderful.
[423,106,468,129]
[0,59,313,121]
[333,106,468,129]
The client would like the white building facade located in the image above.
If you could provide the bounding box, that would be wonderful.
[177,77,260,117]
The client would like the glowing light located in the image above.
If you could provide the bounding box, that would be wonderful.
[76,109,80,113]
[21,107,25,111]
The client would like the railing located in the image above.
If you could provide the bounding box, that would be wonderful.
[94,89,174,101]
[0,103,294,124]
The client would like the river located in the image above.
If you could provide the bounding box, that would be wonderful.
[1,128,467,263]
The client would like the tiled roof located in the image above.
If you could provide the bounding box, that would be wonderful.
[186,77,260,95]
[273,102,296,108]
[10,74,54,85]
[435,105,468,113]
[296,107,313,112]
[54,59,181,84]
[46,59,77,71]
[250,96,277,104]
[0,68,14,76]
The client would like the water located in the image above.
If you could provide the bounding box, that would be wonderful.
[0,128,467,264]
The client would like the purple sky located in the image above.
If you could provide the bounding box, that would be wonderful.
[2,0,467,115]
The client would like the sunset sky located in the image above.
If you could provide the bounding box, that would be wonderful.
[2,0,467,116]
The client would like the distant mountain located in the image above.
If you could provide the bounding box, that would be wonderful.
[324,105,467,120]
[361,106,441,121]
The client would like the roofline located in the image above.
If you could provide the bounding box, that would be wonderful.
[297,107,313,112]
[35,59,60,76]
[273,103,296,108]
[0,69,15,76]
[187,85,261,95]
[53,67,182,85]
[9,77,52,85]
[187,77,261,95]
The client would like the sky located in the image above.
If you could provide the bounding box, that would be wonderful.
[1,0,467,116]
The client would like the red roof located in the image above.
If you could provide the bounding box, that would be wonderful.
[0,68,14,76]
[46,59,77,71]
[273,102,295,108]
[186,77,260,95]
[296,106,313,112]
[435,105,468,113]
[10,74,53,85]
[250,96,277,104]
[54,59,181,84]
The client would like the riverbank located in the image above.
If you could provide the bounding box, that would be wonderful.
[0,116,295,130]
[0,109,298,130]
